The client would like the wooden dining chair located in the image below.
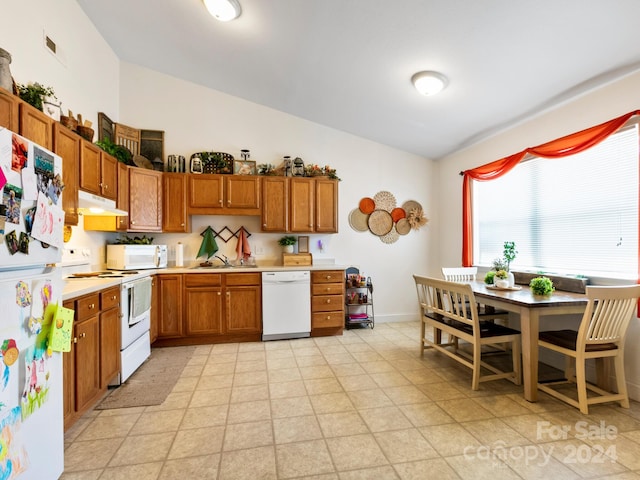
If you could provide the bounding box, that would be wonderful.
[441,267,509,320]
[537,284,640,414]
[414,275,521,390]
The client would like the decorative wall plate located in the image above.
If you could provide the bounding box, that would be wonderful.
[359,197,375,214]
[349,208,370,232]
[373,191,397,212]
[368,209,393,236]
[395,218,411,235]
[380,226,399,244]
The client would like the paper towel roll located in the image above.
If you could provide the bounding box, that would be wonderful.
[175,243,184,267]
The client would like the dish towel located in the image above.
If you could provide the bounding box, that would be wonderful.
[236,228,251,262]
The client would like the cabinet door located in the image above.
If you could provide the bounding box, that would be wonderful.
[225,285,261,334]
[261,176,288,232]
[163,173,190,232]
[150,275,158,344]
[100,152,118,200]
[116,162,129,231]
[128,168,162,232]
[79,141,102,195]
[185,286,224,335]
[53,123,80,226]
[18,102,53,149]
[225,175,260,214]
[315,178,338,233]
[0,88,18,131]
[62,300,75,429]
[74,316,101,413]
[188,174,224,214]
[157,275,184,338]
[290,177,315,232]
[99,306,121,388]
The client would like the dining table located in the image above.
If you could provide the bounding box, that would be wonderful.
[469,281,588,402]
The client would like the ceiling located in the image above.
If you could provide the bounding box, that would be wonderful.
[76,0,640,160]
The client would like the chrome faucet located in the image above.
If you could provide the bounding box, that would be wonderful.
[214,254,230,266]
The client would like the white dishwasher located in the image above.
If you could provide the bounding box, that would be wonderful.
[262,271,311,341]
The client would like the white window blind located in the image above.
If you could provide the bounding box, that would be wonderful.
[473,124,639,279]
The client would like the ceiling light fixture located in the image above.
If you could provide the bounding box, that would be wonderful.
[203,0,242,21]
[411,71,448,96]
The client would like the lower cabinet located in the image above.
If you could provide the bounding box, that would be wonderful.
[63,287,121,431]
[311,270,345,336]
[154,272,262,346]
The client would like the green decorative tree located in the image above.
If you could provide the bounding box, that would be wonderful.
[197,226,219,266]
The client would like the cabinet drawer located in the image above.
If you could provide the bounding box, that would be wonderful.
[226,272,261,286]
[100,287,120,310]
[184,274,222,287]
[312,283,343,295]
[312,311,344,329]
[312,270,343,284]
[76,293,100,320]
[312,295,344,312]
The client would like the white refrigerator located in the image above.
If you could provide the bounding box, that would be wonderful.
[0,127,65,479]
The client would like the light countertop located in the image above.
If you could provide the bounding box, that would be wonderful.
[63,264,349,300]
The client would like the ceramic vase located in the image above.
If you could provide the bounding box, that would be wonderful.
[0,48,12,93]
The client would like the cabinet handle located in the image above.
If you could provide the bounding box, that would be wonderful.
[131,221,136,225]
[218,200,223,205]
[79,332,86,339]
[217,292,221,296]
[326,316,330,320]
[181,223,185,227]
[111,295,116,300]
[326,275,331,280]
[227,199,231,205]
[73,337,78,344]
[263,223,267,227]
[325,287,330,292]
[326,299,331,304]
[88,303,95,310]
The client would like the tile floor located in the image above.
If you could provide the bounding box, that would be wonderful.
[62,321,640,479]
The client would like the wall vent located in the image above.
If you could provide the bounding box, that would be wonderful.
[42,30,66,66]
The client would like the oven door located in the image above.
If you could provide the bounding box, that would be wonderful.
[121,276,152,349]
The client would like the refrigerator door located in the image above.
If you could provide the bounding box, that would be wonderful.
[0,266,64,479]
[0,127,64,270]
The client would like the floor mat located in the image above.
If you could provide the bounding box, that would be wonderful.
[95,345,196,410]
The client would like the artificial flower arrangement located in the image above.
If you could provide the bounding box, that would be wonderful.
[304,164,341,181]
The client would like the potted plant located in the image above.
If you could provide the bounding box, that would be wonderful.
[484,270,496,285]
[530,276,554,295]
[494,269,509,288]
[503,241,517,271]
[278,235,297,253]
[16,82,56,111]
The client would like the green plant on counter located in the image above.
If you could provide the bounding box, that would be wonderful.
[17,82,56,111]
[113,235,154,245]
[278,235,297,246]
[484,271,496,284]
[530,276,554,295]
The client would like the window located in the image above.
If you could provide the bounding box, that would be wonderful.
[473,124,639,279]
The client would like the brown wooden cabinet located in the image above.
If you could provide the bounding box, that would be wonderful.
[0,87,18,131]
[188,174,260,216]
[225,273,262,334]
[184,274,224,335]
[157,274,184,339]
[290,177,315,232]
[80,142,118,200]
[315,178,339,233]
[115,162,130,231]
[128,167,162,232]
[64,287,122,430]
[150,275,159,344]
[261,176,289,232]
[73,293,101,415]
[52,123,80,226]
[311,270,345,335]
[163,172,190,232]
[19,101,53,150]
[99,286,121,388]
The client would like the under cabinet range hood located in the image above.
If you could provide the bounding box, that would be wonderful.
[77,190,128,216]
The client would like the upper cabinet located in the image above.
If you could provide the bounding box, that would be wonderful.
[163,173,190,233]
[19,102,53,150]
[128,168,162,232]
[261,176,289,232]
[188,174,260,216]
[79,142,117,200]
[315,178,339,233]
[52,123,80,226]
[0,87,18,131]
[290,177,315,232]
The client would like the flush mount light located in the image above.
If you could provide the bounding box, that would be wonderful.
[203,0,242,21]
[411,71,448,96]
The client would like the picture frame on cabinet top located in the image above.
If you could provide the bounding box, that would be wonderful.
[233,160,256,175]
[298,236,309,253]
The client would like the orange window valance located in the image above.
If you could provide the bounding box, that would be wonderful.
[461,109,640,266]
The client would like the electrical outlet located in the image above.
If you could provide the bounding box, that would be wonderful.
[255,244,265,255]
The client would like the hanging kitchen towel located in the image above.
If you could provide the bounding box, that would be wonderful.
[236,228,251,261]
